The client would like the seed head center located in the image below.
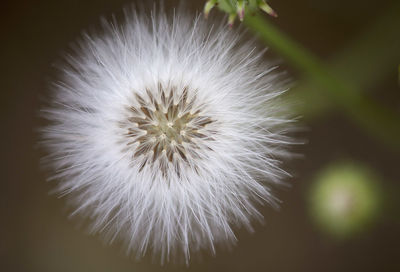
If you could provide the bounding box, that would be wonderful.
[121,83,214,174]
[148,107,189,147]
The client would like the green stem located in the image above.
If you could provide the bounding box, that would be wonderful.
[244,13,400,149]
[294,2,400,117]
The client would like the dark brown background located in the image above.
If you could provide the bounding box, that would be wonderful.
[1,0,399,271]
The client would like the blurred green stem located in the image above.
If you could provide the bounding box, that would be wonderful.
[244,12,400,148]
[294,2,400,117]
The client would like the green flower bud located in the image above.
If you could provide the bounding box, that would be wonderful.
[204,0,218,19]
[309,162,382,239]
[203,0,277,26]
[258,0,278,17]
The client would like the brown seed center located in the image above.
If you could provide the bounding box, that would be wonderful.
[120,83,214,175]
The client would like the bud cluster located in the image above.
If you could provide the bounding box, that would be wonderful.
[204,0,277,27]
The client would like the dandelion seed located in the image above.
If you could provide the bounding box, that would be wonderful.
[41,5,294,263]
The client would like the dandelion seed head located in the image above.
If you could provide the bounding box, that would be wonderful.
[41,5,295,263]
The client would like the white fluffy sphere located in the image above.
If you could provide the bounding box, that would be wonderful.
[41,6,294,263]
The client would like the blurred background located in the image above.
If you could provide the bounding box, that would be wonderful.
[1,0,399,271]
